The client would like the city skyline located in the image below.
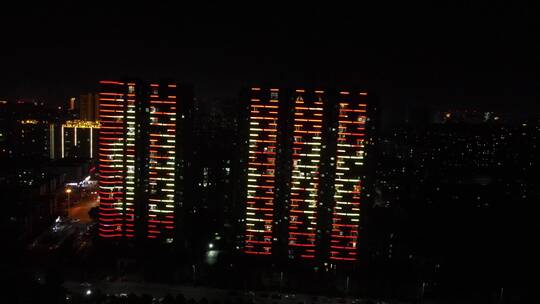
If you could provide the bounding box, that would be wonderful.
[0,2,536,303]
[1,75,535,303]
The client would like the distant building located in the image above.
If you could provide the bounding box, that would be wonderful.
[180,97,241,254]
[69,97,76,111]
[239,87,373,264]
[79,93,99,121]
[48,93,100,160]
[0,100,52,160]
[97,80,193,243]
[370,116,540,294]
[56,120,99,159]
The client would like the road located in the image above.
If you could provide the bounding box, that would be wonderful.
[28,218,83,252]
[68,193,98,223]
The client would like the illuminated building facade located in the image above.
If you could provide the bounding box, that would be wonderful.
[98,80,192,243]
[51,93,100,160]
[328,91,367,261]
[58,120,100,159]
[244,88,280,255]
[241,88,371,264]
[146,83,179,241]
[287,90,324,259]
[98,80,134,238]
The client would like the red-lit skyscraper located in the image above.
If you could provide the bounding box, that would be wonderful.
[98,80,192,243]
[146,83,179,241]
[98,80,134,238]
[244,88,279,255]
[287,89,324,259]
[328,91,367,261]
[241,88,371,264]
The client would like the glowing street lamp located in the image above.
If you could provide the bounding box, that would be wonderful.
[65,188,72,214]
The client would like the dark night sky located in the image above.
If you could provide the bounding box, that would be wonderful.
[0,2,538,111]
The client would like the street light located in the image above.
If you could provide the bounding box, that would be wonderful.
[65,188,72,215]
